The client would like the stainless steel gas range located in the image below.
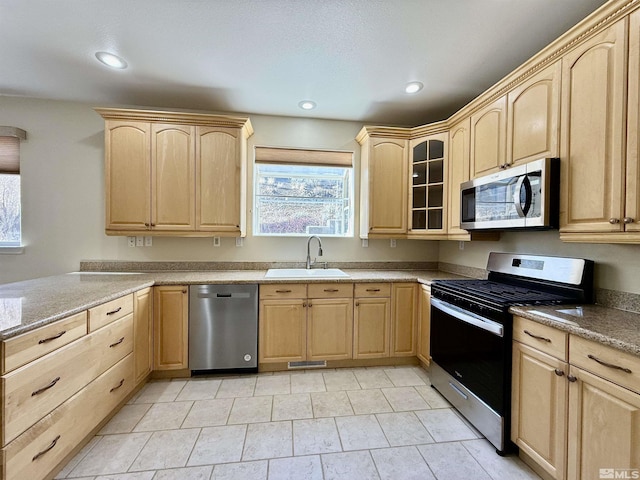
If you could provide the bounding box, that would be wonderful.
[429,252,594,454]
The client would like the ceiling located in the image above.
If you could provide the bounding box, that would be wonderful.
[1,0,609,126]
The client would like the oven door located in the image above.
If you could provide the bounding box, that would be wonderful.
[430,297,507,415]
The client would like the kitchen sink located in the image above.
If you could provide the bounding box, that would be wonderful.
[264,268,350,279]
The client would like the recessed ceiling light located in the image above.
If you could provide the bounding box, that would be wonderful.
[405,82,423,94]
[95,51,128,69]
[298,100,316,110]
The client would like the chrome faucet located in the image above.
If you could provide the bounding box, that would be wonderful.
[306,235,323,269]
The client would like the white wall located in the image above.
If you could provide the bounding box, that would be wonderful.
[0,96,439,284]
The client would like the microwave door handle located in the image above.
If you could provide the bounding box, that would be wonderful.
[513,175,532,217]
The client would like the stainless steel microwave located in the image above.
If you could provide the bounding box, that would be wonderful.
[460,157,560,231]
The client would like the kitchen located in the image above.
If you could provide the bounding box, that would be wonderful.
[1,0,640,479]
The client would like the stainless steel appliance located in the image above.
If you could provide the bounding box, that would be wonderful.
[430,252,593,454]
[460,157,560,230]
[189,284,258,372]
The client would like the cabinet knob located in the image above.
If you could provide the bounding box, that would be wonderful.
[355,301,360,307]
[182,289,187,294]
[554,369,565,377]
[144,223,150,228]
[609,218,620,224]
[623,217,635,224]
[567,375,577,382]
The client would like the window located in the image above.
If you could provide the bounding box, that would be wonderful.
[0,127,26,248]
[253,147,353,237]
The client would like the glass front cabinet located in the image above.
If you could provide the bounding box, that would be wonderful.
[409,132,448,236]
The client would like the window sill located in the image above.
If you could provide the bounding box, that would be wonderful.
[0,246,25,254]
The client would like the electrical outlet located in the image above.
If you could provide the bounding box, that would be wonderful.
[362,239,369,248]
[136,236,144,247]
[144,236,153,247]
[127,236,136,247]
[390,239,397,248]
[213,236,221,247]
[459,241,465,250]
[235,237,243,247]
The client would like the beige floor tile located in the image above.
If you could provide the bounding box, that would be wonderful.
[381,386,430,411]
[133,380,187,404]
[175,378,221,401]
[129,428,199,471]
[371,446,436,480]
[353,369,393,389]
[293,418,342,456]
[311,391,354,418]
[418,442,492,480]
[133,401,193,432]
[384,367,426,387]
[94,473,154,480]
[335,414,389,451]
[411,366,431,384]
[272,393,313,421]
[414,385,451,408]
[215,376,256,398]
[269,455,323,480]
[242,421,293,461]
[415,408,479,442]
[322,370,360,391]
[211,460,268,480]
[55,435,101,478]
[187,425,247,466]
[254,375,291,395]
[99,404,151,435]
[321,451,380,480]
[291,372,326,393]
[69,433,151,477]
[375,411,435,446]
[462,439,540,480]
[181,398,233,428]
[227,396,273,424]
[152,465,213,480]
[346,389,393,414]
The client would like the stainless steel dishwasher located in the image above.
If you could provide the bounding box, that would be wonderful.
[189,284,258,372]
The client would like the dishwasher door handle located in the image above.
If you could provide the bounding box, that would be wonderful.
[197,292,252,299]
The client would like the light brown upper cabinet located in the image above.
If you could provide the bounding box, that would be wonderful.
[447,118,471,239]
[507,61,561,165]
[357,127,410,237]
[408,132,448,236]
[624,9,640,237]
[558,18,628,240]
[470,96,507,178]
[97,108,253,237]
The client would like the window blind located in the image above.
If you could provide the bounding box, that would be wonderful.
[254,146,353,167]
[0,127,27,174]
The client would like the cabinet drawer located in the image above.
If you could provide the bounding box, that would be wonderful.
[1,312,87,375]
[1,314,133,446]
[354,283,391,297]
[308,283,354,298]
[569,335,640,394]
[513,316,568,361]
[260,284,307,299]
[88,294,133,331]
[1,353,134,480]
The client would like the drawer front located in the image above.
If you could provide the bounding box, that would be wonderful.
[308,283,354,298]
[88,294,133,331]
[1,314,133,446]
[2,353,134,480]
[569,335,640,394]
[513,316,568,361]
[1,312,87,375]
[260,284,307,299]
[354,283,391,298]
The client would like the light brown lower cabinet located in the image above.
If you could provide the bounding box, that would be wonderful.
[391,283,418,356]
[417,284,431,365]
[153,285,189,370]
[307,297,353,361]
[133,287,153,384]
[353,283,391,359]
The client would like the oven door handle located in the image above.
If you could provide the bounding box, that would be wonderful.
[431,298,504,337]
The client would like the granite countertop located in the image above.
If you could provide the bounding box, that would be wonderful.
[0,269,465,340]
[510,305,640,357]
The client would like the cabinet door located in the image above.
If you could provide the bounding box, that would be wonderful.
[390,283,418,356]
[626,10,640,233]
[512,342,568,480]
[567,366,640,480]
[307,298,353,361]
[507,61,561,165]
[448,118,470,237]
[153,286,188,370]
[417,285,430,365]
[470,96,507,177]
[259,299,306,363]
[196,126,243,233]
[353,297,390,359]
[560,19,627,234]
[367,138,409,235]
[105,121,151,231]
[151,124,196,231]
[133,288,153,384]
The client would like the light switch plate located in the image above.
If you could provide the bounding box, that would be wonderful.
[144,236,152,247]
[390,239,397,248]
[127,236,136,247]
[362,239,368,248]
[213,236,221,247]
[135,236,144,247]
[236,237,243,247]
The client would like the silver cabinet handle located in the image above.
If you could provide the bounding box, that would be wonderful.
[554,369,565,376]
[623,217,635,224]
[524,330,551,342]
[38,330,66,344]
[567,375,577,382]
[587,354,632,374]
[609,218,620,224]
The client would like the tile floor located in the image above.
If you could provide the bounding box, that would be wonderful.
[55,366,541,480]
